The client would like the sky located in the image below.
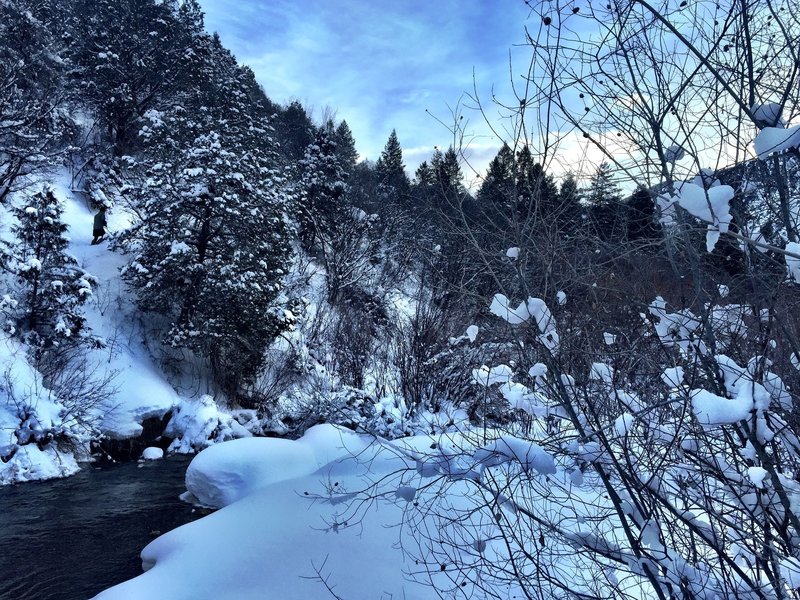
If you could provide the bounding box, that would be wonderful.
[197,0,538,186]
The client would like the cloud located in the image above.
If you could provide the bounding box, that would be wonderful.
[199,0,533,182]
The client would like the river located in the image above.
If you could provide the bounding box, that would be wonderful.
[0,455,199,600]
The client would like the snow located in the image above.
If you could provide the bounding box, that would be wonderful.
[466,324,479,343]
[473,435,556,475]
[141,447,164,460]
[0,336,82,483]
[184,424,367,508]
[603,332,616,345]
[661,366,685,388]
[786,242,800,283]
[750,102,785,127]
[754,123,800,158]
[664,144,685,162]
[614,413,634,437]
[746,466,768,489]
[165,395,251,454]
[96,439,433,599]
[506,246,519,259]
[53,177,179,440]
[94,428,465,600]
[556,290,567,305]
[781,557,800,589]
[690,389,752,426]
[472,364,513,386]
[674,182,733,251]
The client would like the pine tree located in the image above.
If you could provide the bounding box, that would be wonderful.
[121,34,292,398]
[431,146,464,209]
[333,120,358,175]
[515,146,558,221]
[477,144,516,225]
[627,187,661,243]
[68,0,194,155]
[297,126,348,248]
[273,100,315,163]
[376,130,410,206]
[587,162,625,241]
[0,0,72,203]
[4,189,95,356]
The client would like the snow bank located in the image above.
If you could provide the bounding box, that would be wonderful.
[0,336,83,484]
[165,395,251,454]
[184,424,369,508]
[94,427,438,600]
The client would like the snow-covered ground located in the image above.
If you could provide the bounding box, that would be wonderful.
[94,424,515,599]
[0,171,209,484]
[93,423,620,600]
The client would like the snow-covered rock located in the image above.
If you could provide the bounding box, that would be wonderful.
[141,447,164,461]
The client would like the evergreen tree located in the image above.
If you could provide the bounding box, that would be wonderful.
[297,126,348,248]
[333,120,358,175]
[558,172,584,234]
[627,187,661,243]
[273,100,315,163]
[587,162,625,241]
[515,146,558,221]
[477,144,516,225]
[121,34,292,398]
[346,160,380,213]
[68,0,194,155]
[0,0,73,203]
[376,130,410,206]
[4,189,95,356]
[431,146,465,209]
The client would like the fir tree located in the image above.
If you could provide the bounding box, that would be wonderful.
[627,187,661,243]
[558,172,584,234]
[297,126,348,249]
[0,0,73,203]
[4,189,95,355]
[477,144,516,225]
[515,146,558,221]
[121,34,292,398]
[273,100,315,163]
[68,0,194,155]
[431,146,464,209]
[333,120,358,175]
[376,130,410,206]
[587,162,625,241]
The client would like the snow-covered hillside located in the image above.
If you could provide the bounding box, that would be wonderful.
[0,174,251,483]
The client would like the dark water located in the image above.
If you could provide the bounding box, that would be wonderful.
[0,456,199,600]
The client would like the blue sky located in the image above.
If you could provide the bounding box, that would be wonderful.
[198,0,536,184]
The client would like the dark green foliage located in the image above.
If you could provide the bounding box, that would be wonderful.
[515,146,559,221]
[120,32,292,398]
[0,0,74,202]
[627,187,661,243]
[430,147,465,210]
[587,162,626,242]
[273,100,316,163]
[297,127,348,249]
[68,0,197,155]
[376,129,411,207]
[333,120,359,175]
[477,144,516,223]
[4,189,95,355]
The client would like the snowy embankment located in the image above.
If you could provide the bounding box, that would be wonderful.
[95,425,436,600]
[1,174,196,484]
[94,423,606,600]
